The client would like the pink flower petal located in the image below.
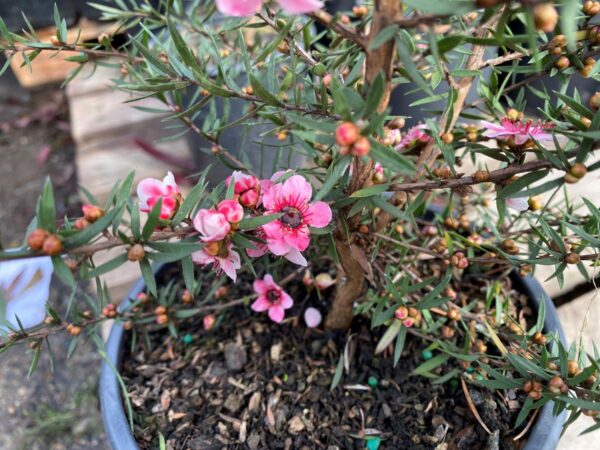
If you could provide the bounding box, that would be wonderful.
[308,201,332,228]
[251,296,271,312]
[268,305,286,323]
[280,292,294,309]
[506,197,529,212]
[284,228,310,251]
[284,248,308,266]
[303,307,322,328]
[281,175,312,204]
[277,0,323,14]
[216,0,262,16]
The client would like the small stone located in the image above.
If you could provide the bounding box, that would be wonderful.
[382,403,392,418]
[367,376,378,388]
[248,392,262,412]
[224,393,243,413]
[182,334,193,345]
[379,379,390,389]
[247,434,261,450]
[224,342,247,372]
[421,350,433,360]
[270,342,283,362]
[366,436,382,450]
[288,416,305,434]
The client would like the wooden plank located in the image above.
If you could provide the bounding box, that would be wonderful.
[10,18,118,88]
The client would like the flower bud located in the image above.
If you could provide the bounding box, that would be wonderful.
[203,314,216,330]
[567,360,579,377]
[50,35,62,46]
[395,306,409,320]
[315,273,335,290]
[528,196,543,211]
[352,5,369,17]
[441,133,454,144]
[565,252,580,265]
[351,137,371,157]
[547,376,564,394]
[533,4,558,33]
[154,305,167,315]
[215,286,229,298]
[74,218,90,230]
[590,92,600,110]
[402,317,415,328]
[312,63,327,77]
[28,228,50,250]
[447,309,461,321]
[156,314,169,325]
[554,56,570,70]
[82,204,105,223]
[123,321,133,331]
[69,325,82,336]
[42,235,63,256]
[441,325,455,339]
[475,0,500,8]
[181,289,194,305]
[473,170,491,183]
[335,122,360,147]
[569,163,587,179]
[127,244,146,262]
[533,331,547,345]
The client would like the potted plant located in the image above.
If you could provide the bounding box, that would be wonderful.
[1,0,600,449]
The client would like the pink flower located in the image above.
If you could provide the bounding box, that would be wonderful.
[193,209,230,242]
[481,118,553,145]
[216,0,323,17]
[246,227,269,258]
[304,307,322,328]
[226,171,261,208]
[505,197,529,212]
[251,274,294,323]
[192,242,241,282]
[136,171,181,220]
[395,125,431,151]
[218,199,244,223]
[261,174,332,266]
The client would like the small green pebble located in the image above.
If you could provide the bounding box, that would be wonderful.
[366,437,382,450]
[466,366,475,374]
[367,376,379,388]
[182,334,193,345]
[449,379,459,389]
[421,350,433,360]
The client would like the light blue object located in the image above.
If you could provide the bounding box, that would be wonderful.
[0,254,53,332]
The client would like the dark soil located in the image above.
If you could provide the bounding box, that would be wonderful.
[121,265,534,450]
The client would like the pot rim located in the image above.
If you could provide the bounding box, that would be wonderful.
[100,266,568,450]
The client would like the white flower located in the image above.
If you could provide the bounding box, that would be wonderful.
[0,256,53,332]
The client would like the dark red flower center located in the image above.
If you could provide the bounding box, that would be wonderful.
[280,206,303,229]
[267,289,281,305]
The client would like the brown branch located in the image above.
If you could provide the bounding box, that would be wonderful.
[388,148,589,192]
[308,10,367,48]
[257,12,317,67]
[325,0,402,331]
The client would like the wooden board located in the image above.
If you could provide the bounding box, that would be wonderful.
[10,18,118,88]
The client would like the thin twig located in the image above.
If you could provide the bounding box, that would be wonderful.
[461,377,493,435]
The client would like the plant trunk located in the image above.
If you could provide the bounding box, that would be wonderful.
[324,0,402,331]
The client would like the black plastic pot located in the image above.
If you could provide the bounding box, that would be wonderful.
[100,265,567,450]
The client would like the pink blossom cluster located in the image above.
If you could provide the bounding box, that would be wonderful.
[395,125,432,152]
[481,117,553,146]
[216,0,322,17]
[136,170,332,286]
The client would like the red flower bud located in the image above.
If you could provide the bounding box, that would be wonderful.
[82,204,105,223]
[351,137,371,157]
[42,235,63,256]
[335,122,360,147]
[28,228,50,250]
